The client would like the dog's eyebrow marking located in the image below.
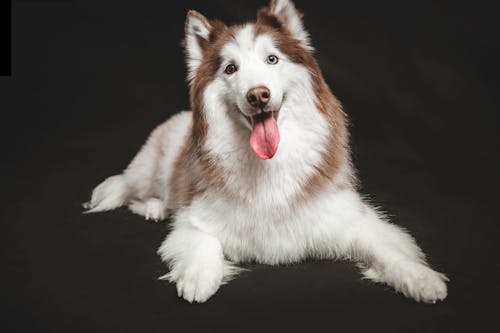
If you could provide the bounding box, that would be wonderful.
[252,25,275,43]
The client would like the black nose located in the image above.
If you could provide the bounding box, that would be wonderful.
[246,86,271,108]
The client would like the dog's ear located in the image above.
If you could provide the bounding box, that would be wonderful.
[184,10,212,80]
[269,0,312,50]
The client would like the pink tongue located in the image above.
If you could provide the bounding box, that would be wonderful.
[250,113,280,160]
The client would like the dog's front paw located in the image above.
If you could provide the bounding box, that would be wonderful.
[129,198,165,222]
[174,264,223,303]
[397,262,449,304]
[144,198,165,221]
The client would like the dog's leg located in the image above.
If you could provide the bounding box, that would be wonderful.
[84,122,168,215]
[355,209,448,303]
[325,190,448,303]
[157,221,237,303]
[123,112,192,219]
[83,175,129,213]
[128,198,165,222]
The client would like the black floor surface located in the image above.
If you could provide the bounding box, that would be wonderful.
[2,1,499,332]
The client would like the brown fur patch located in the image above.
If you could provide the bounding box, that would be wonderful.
[169,126,197,208]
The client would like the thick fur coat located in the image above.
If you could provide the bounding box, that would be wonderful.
[85,0,448,303]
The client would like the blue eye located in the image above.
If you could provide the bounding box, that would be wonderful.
[266,55,279,65]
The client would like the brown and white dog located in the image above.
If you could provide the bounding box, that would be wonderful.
[84,0,448,303]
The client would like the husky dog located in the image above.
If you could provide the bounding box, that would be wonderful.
[84,0,448,303]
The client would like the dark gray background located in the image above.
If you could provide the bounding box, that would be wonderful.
[1,0,499,332]
[0,1,11,75]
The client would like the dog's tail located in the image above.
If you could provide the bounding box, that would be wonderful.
[83,175,129,213]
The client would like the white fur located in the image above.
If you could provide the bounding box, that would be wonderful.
[271,0,313,51]
[129,198,165,222]
[205,24,328,205]
[220,26,288,117]
[85,0,448,304]
[185,11,211,81]
[83,175,128,213]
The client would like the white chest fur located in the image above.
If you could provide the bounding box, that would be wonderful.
[174,79,341,263]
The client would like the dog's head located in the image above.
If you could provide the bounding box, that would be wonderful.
[184,0,318,160]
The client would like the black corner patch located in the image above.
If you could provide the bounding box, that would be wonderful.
[1,1,11,76]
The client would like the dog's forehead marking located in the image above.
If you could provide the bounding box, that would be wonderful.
[236,24,255,50]
[220,24,277,60]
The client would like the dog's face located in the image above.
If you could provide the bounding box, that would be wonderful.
[219,26,286,120]
[184,0,314,159]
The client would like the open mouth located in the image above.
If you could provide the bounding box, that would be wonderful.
[245,110,280,160]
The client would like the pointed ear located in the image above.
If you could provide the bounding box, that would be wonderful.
[269,0,312,50]
[184,10,212,80]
